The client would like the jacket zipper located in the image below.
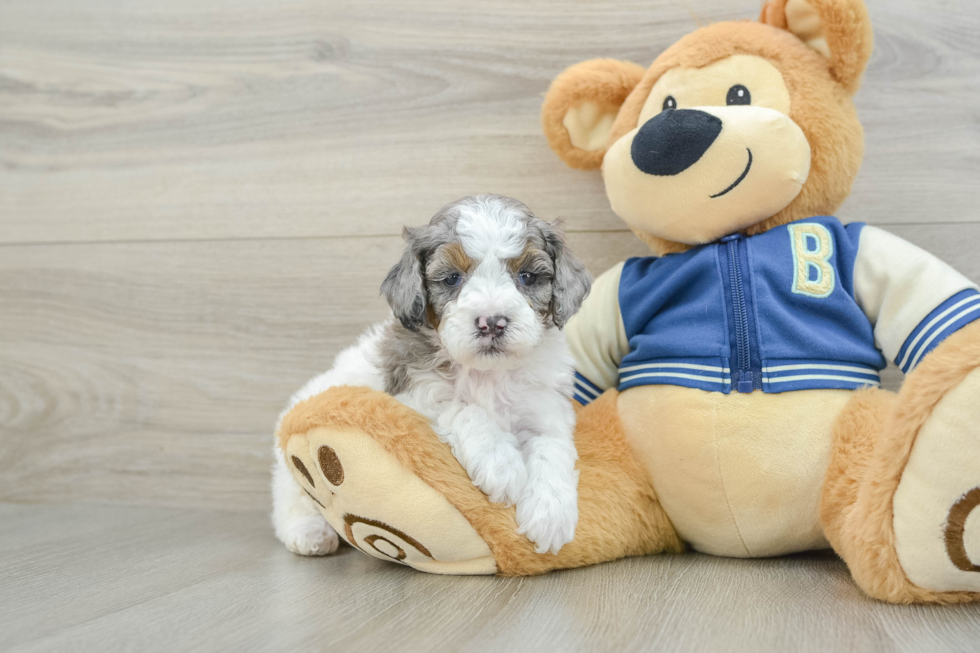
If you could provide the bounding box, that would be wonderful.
[722,234,754,393]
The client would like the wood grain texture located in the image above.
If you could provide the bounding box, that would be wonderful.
[1,503,978,653]
[1,0,978,245]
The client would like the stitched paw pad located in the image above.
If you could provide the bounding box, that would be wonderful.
[893,368,980,593]
[280,411,498,575]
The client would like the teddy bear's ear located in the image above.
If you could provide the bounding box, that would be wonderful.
[542,59,647,170]
[760,0,873,94]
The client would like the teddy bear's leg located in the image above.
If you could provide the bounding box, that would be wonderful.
[822,321,980,603]
[277,385,682,575]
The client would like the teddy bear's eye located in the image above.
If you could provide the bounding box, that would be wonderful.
[727,85,751,105]
[662,95,677,111]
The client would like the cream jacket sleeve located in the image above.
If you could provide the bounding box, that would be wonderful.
[565,262,631,405]
[852,226,980,374]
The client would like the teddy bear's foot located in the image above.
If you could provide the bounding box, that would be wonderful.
[822,322,980,603]
[277,385,683,576]
[892,367,980,593]
[278,388,498,575]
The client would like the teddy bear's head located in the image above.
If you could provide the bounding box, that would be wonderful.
[542,0,873,255]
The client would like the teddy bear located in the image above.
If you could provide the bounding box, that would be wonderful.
[276,0,980,603]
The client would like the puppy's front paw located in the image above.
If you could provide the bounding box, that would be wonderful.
[516,478,578,555]
[467,443,527,506]
[280,515,340,556]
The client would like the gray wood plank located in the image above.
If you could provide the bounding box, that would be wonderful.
[1,502,978,653]
[1,0,978,246]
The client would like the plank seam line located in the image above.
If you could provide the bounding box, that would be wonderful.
[0,222,975,248]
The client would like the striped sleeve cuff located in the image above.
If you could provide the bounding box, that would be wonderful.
[896,289,980,373]
[573,372,604,406]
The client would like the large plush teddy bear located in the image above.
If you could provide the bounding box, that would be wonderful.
[276,0,980,603]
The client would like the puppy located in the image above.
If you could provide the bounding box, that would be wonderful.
[272,194,592,556]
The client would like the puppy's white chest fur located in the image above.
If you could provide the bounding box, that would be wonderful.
[434,329,576,442]
[452,369,520,433]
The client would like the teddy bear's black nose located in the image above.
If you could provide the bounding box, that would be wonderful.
[630,109,722,176]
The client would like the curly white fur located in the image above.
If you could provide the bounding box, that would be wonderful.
[272,196,585,556]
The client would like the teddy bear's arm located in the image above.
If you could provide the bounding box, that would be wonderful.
[565,262,630,405]
[851,225,980,374]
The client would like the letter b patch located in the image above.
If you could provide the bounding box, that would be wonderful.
[789,223,835,298]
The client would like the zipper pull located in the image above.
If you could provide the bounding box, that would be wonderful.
[720,233,742,243]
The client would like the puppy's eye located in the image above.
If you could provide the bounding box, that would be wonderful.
[443,273,462,287]
[726,85,751,105]
[662,95,677,111]
[518,271,537,286]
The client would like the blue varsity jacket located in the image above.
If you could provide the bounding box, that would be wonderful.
[570,216,980,405]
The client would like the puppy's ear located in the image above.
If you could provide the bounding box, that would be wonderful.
[540,220,592,329]
[760,0,873,94]
[542,59,647,170]
[381,226,427,331]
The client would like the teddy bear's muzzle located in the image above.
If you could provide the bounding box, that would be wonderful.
[602,104,811,245]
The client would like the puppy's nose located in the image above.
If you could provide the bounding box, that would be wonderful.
[631,109,722,176]
[476,315,508,336]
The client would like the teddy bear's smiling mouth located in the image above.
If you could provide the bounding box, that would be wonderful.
[710,148,753,199]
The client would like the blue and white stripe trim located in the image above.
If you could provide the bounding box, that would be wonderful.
[573,372,604,406]
[618,358,732,394]
[896,289,980,374]
[761,360,881,392]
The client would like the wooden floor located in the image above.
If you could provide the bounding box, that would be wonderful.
[1,0,978,650]
[5,502,980,653]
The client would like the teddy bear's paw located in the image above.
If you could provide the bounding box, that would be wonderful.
[466,442,527,506]
[515,476,579,555]
[280,411,498,575]
[893,368,980,593]
[281,515,340,557]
